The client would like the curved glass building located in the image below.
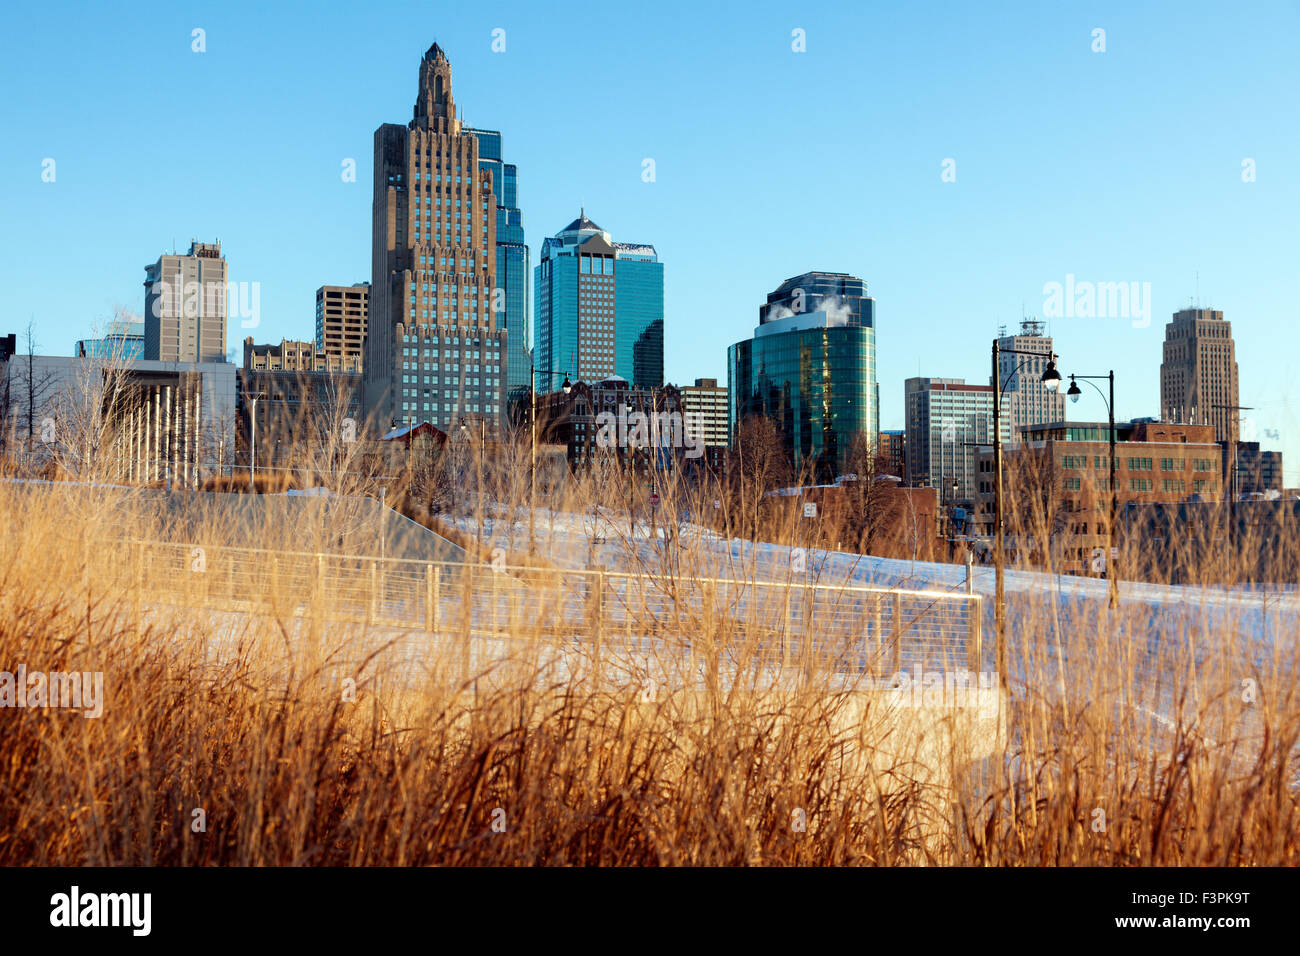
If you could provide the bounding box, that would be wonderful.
[728,272,877,478]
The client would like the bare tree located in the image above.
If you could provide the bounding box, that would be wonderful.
[5,320,58,472]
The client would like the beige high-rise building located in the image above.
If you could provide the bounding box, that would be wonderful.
[316,283,369,370]
[681,378,729,448]
[992,319,1064,440]
[143,241,229,364]
[1160,307,1240,443]
[364,43,504,435]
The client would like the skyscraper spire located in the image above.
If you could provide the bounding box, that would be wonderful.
[413,42,457,132]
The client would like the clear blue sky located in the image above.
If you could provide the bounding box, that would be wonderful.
[3,1,1298,480]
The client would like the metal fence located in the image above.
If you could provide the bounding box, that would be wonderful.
[118,540,982,677]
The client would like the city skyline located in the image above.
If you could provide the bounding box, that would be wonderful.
[4,1,1298,478]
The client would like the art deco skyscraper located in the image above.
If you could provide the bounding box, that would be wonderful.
[1160,307,1240,443]
[364,44,504,433]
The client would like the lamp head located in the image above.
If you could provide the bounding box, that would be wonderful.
[1041,356,1062,393]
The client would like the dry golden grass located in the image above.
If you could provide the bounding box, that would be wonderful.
[0,434,1297,866]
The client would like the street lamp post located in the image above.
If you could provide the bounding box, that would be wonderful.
[1066,372,1118,609]
[992,343,1061,687]
[240,390,265,490]
[529,366,571,554]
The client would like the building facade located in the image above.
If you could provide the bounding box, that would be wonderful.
[315,283,369,370]
[364,43,505,436]
[1235,441,1284,496]
[536,377,688,476]
[242,338,362,463]
[877,428,905,479]
[973,420,1224,574]
[1,354,237,481]
[903,378,995,502]
[993,319,1063,439]
[466,128,531,400]
[680,377,728,470]
[143,241,228,364]
[534,212,664,393]
[728,272,877,479]
[1160,307,1240,444]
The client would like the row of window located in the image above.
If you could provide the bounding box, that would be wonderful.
[399,401,497,415]
[400,334,498,347]
[396,171,473,186]
[416,255,480,269]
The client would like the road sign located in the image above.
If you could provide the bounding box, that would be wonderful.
[803,502,817,518]
[649,493,660,508]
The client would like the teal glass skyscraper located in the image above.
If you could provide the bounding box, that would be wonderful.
[467,127,530,402]
[728,272,877,478]
[534,212,663,392]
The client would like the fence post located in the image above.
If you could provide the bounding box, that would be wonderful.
[425,563,435,632]
[965,551,980,676]
[316,554,326,624]
[433,567,441,632]
[492,570,500,634]
[588,569,604,655]
[133,540,143,635]
[461,568,473,683]
[368,559,377,625]
[892,591,904,675]
[782,581,793,671]
[872,598,883,678]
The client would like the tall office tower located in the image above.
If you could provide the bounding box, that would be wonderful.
[903,377,995,501]
[992,318,1063,439]
[534,211,664,392]
[728,272,876,478]
[315,283,368,371]
[466,128,530,401]
[1160,307,1240,443]
[364,43,505,434]
[143,241,228,363]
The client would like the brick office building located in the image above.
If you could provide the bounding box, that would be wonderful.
[973,421,1224,574]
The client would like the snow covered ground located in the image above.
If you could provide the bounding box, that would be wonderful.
[444,504,1299,712]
